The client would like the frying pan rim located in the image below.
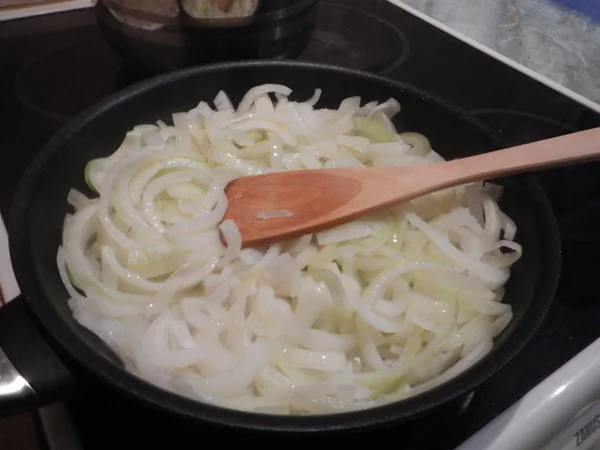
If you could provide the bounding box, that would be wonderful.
[8,60,561,433]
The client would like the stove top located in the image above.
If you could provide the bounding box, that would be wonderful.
[1,1,600,448]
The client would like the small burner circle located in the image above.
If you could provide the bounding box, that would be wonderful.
[13,40,121,122]
[300,2,410,74]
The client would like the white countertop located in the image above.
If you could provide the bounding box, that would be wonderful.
[394,0,600,110]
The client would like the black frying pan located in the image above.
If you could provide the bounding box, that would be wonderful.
[0,61,560,434]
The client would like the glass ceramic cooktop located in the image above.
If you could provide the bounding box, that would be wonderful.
[0,0,599,448]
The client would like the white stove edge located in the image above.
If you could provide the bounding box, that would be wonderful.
[455,337,600,450]
[387,0,600,116]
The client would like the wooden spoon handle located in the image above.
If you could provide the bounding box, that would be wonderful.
[437,127,600,186]
[223,127,600,248]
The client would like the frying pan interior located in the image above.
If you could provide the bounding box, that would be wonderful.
[9,61,560,432]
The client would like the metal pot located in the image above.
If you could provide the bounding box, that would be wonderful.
[94,0,318,72]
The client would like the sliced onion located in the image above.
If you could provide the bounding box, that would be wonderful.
[57,84,521,416]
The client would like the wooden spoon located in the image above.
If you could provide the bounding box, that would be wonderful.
[222,127,600,248]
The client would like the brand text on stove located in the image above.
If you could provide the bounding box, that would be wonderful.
[574,414,600,446]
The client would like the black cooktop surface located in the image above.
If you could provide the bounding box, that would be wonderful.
[1,1,600,448]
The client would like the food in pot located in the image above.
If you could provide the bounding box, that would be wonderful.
[58,84,522,415]
[181,0,259,19]
[107,0,180,30]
